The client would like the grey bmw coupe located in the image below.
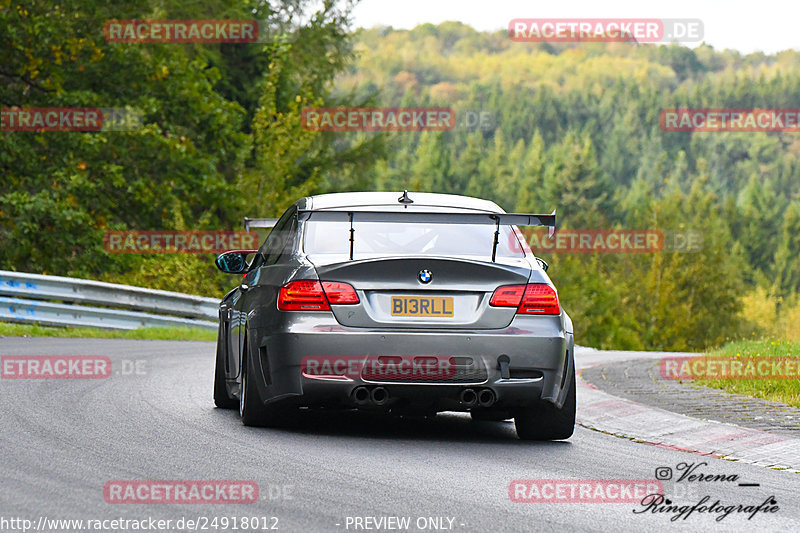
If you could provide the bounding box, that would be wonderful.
[213,191,575,440]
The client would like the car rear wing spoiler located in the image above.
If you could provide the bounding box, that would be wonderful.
[243,217,278,231]
[298,208,556,262]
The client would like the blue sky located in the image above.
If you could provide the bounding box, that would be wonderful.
[352,0,796,54]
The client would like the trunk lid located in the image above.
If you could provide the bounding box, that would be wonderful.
[309,256,531,329]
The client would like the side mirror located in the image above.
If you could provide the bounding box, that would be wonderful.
[535,257,549,272]
[215,250,258,274]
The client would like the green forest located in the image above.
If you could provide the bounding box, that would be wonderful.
[3,1,800,350]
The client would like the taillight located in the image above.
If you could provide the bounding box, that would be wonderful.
[277,280,359,311]
[489,285,525,307]
[489,283,560,315]
[321,281,359,304]
[278,280,329,311]
[518,283,560,315]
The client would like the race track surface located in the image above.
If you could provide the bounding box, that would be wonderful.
[1,338,798,532]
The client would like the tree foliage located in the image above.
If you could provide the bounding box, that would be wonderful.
[337,23,800,350]
[3,16,798,349]
[1,0,382,295]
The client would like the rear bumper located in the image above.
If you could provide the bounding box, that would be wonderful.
[247,312,574,412]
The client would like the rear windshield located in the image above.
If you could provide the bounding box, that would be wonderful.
[303,221,525,259]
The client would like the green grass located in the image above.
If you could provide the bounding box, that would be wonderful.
[0,322,216,341]
[693,339,800,408]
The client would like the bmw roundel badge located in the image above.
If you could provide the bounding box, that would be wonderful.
[418,269,432,283]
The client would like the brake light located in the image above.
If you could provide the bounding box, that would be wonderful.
[278,280,359,311]
[278,280,329,311]
[489,285,525,307]
[518,283,560,315]
[321,281,359,304]
[489,283,560,315]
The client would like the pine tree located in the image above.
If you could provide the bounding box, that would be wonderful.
[736,176,785,279]
[542,132,611,228]
[514,132,547,212]
[410,132,452,192]
[774,201,800,297]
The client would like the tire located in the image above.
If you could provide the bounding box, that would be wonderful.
[213,324,237,409]
[470,410,511,422]
[514,362,576,441]
[239,337,287,427]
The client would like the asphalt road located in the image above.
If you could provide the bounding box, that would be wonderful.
[1,338,798,532]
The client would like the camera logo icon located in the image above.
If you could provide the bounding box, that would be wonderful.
[655,467,673,480]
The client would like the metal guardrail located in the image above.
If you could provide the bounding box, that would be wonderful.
[0,270,219,330]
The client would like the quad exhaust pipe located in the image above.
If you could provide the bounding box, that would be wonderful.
[354,386,491,408]
[461,388,496,407]
[370,387,389,406]
[352,386,390,406]
[478,388,496,407]
[459,388,478,407]
[352,386,370,405]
